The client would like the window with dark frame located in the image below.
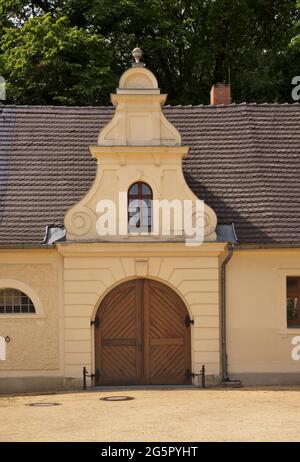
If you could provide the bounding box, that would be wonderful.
[128,182,153,233]
[0,289,36,314]
[287,277,300,327]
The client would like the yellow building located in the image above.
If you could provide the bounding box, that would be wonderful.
[0,50,300,392]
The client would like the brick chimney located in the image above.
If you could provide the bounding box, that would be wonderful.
[210,83,231,105]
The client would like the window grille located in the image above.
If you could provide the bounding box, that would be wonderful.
[128,182,153,233]
[0,289,36,314]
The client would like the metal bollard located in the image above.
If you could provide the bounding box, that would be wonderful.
[82,366,100,390]
[83,366,87,391]
[185,365,206,388]
[201,365,206,388]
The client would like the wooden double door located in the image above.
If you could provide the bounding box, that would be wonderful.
[94,279,192,385]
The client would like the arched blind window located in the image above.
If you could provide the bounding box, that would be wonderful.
[0,289,36,314]
[128,182,152,233]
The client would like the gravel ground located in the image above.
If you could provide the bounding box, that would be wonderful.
[1,387,300,442]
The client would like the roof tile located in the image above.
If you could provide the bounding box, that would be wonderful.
[0,104,300,245]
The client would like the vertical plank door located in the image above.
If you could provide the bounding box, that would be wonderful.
[95,279,191,385]
[146,279,191,384]
[95,280,143,385]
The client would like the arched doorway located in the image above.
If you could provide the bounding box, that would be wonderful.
[94,279,192,386]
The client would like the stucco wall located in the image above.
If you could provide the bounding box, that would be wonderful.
[0,250,64,380]
[227,249,300,384]
[3,246,300,390]
[59,242,225,387]
[0,244,225,390]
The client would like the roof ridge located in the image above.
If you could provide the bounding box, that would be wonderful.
[1,104,300,246]
[0,102,298,112]
[164,102,300,108]
[6,104,113,109]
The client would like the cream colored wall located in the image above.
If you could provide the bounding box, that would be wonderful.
[65,147,217,243]
[3,62,299,391]
[0,243,225,388]
[61,60,222,388]
[0,250,64,378]
[2,246,300,388]
[58,242,226,386]
[99,66,181,147]
[227,249,300,377]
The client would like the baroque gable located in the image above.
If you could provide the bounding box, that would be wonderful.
[65,49,217,242]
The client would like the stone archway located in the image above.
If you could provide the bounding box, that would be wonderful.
[94,278,192,385]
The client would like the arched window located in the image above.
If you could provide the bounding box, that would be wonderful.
[128,182,153,233]
[0,289,36,314]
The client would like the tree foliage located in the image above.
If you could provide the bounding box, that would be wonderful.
[0,0,299,105]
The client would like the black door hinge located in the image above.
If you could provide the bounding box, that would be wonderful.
[91,316,100,328]
[185,368,193,380]
[83,367,101,390]
[184,315,194,327]
[94,368,101,382]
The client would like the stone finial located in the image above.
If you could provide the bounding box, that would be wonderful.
[132,47,145,68]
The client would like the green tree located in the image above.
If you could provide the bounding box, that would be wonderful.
[0,13,115,104]
[58,0,300,104]
[290,0,300,50]
[0,0,299,105]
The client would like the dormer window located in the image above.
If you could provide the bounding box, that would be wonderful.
[128,182,152,233]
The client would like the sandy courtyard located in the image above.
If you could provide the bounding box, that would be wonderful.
[1,387,300,442]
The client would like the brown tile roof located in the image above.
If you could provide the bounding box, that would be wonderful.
[0,103,300,246]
